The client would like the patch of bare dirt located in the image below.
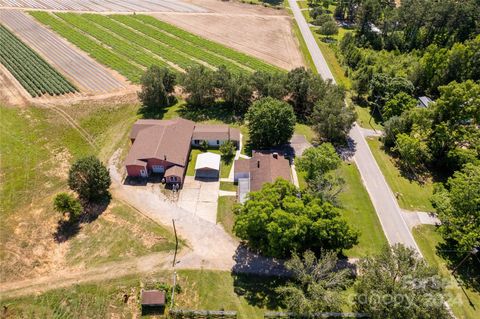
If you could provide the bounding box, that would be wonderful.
[0,64,29,107]
[152,0,305,70]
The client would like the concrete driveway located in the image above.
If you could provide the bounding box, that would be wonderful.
[178,176,219,224]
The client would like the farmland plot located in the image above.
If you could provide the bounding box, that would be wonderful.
[31,12,282,83]
[0,24,76,97]
[0,0,207,13]
[0,10,127,93]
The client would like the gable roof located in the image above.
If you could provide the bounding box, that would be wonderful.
[235,151,292,191]
[195,152,221,171]
[125,118,195,167]
[193,124,241,142]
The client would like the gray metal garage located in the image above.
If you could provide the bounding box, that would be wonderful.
[195,152,221,180]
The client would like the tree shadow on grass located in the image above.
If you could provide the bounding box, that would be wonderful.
[53,194,111,243]
[137,97,178,120]
[436,240,480,294]
[177,102,241,124]
[232,273,286,310]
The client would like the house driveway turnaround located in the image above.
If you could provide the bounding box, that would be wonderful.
[178,176,219,224]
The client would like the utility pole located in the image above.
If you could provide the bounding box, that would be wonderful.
[172,218,178,267]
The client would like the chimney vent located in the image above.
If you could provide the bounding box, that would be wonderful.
[273,152,278,159]
[257,160,260,168]
[164,155,167,160]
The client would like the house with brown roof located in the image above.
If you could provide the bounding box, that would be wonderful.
[234,151,292,203]
[192,124,240,148]
[125,119,240,187]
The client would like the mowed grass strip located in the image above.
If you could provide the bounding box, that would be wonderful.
[133,15,282,73]
[0,24,76,97]
[109,15,247,73]
[29,11,142,82]
[367,137,434,212]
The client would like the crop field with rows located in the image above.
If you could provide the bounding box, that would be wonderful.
[0,24,77,97]
[30,12,282,83]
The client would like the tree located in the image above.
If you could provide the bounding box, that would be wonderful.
[215,66,253,115]
[219,140,235,161]
[354,244,450,319]
[68,156,111,202]
[313,14,332,27]
[53,193,83,220]
[311,89,356,143]
[233,179,359,258]
[431,163,480,253]
[296,144,341,181]
[383,92,417,120]
[296,144,344,203]
[393,133,430,174]
[181,65,216,106]
[250,71,287,100]
[382,115,406,149]
[138,65,176,108]
[245,97,296,147]
[319,20,339,39]
[276,250,352,315]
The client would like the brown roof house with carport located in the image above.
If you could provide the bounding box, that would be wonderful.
[234,151,292,203]
[125,118,240,187]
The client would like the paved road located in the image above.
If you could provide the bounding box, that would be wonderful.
[287,0,335,82]
[288,0,420,253]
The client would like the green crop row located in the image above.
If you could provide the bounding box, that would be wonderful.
[79,14,197,71]
[133,15,283,73]
[29,12,143,83]
[54,13,169,73]
[109,15,246,73]
[0,24,77,97]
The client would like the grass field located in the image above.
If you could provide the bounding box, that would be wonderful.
[66,201,177,267]
[0,103,179,282]
[294,123,316,143]
[354,104,384,131]
[413,225,480,319]
[0,25,76,97]
[367,137,434,212]
[1,270,285,319]
[31,12,280,83]
[217,196,237,237]
[220,182,237,192]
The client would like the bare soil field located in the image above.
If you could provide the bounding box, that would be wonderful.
[153,0,305,70]
[0,0,206,13]
[0,10,129,94]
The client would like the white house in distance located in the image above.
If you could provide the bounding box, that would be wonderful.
[192,124,240,148]
[195,152,221,179]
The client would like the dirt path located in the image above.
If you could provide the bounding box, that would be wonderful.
[0,251,177,299]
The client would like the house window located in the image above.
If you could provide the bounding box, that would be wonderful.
[216,140,220,145]
[171,176,177,182]
[194,140,199,145]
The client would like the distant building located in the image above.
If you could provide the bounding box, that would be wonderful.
[418,96,433,108]
[234,151,292,203]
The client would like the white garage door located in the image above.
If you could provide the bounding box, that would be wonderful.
[152,165,165,173]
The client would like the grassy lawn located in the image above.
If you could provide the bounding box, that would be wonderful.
[336,162,388,257]
[413,225,480,319]
[186,149,233,178]
[217,196,237,237]
[294,123,316,143]
[355,104,384,131]
[367,137,434,212]
[313,36,351,89]
[1,270,284,319]
[220,182,237,192]
[295,160,387,258]
[66,200,177,267]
